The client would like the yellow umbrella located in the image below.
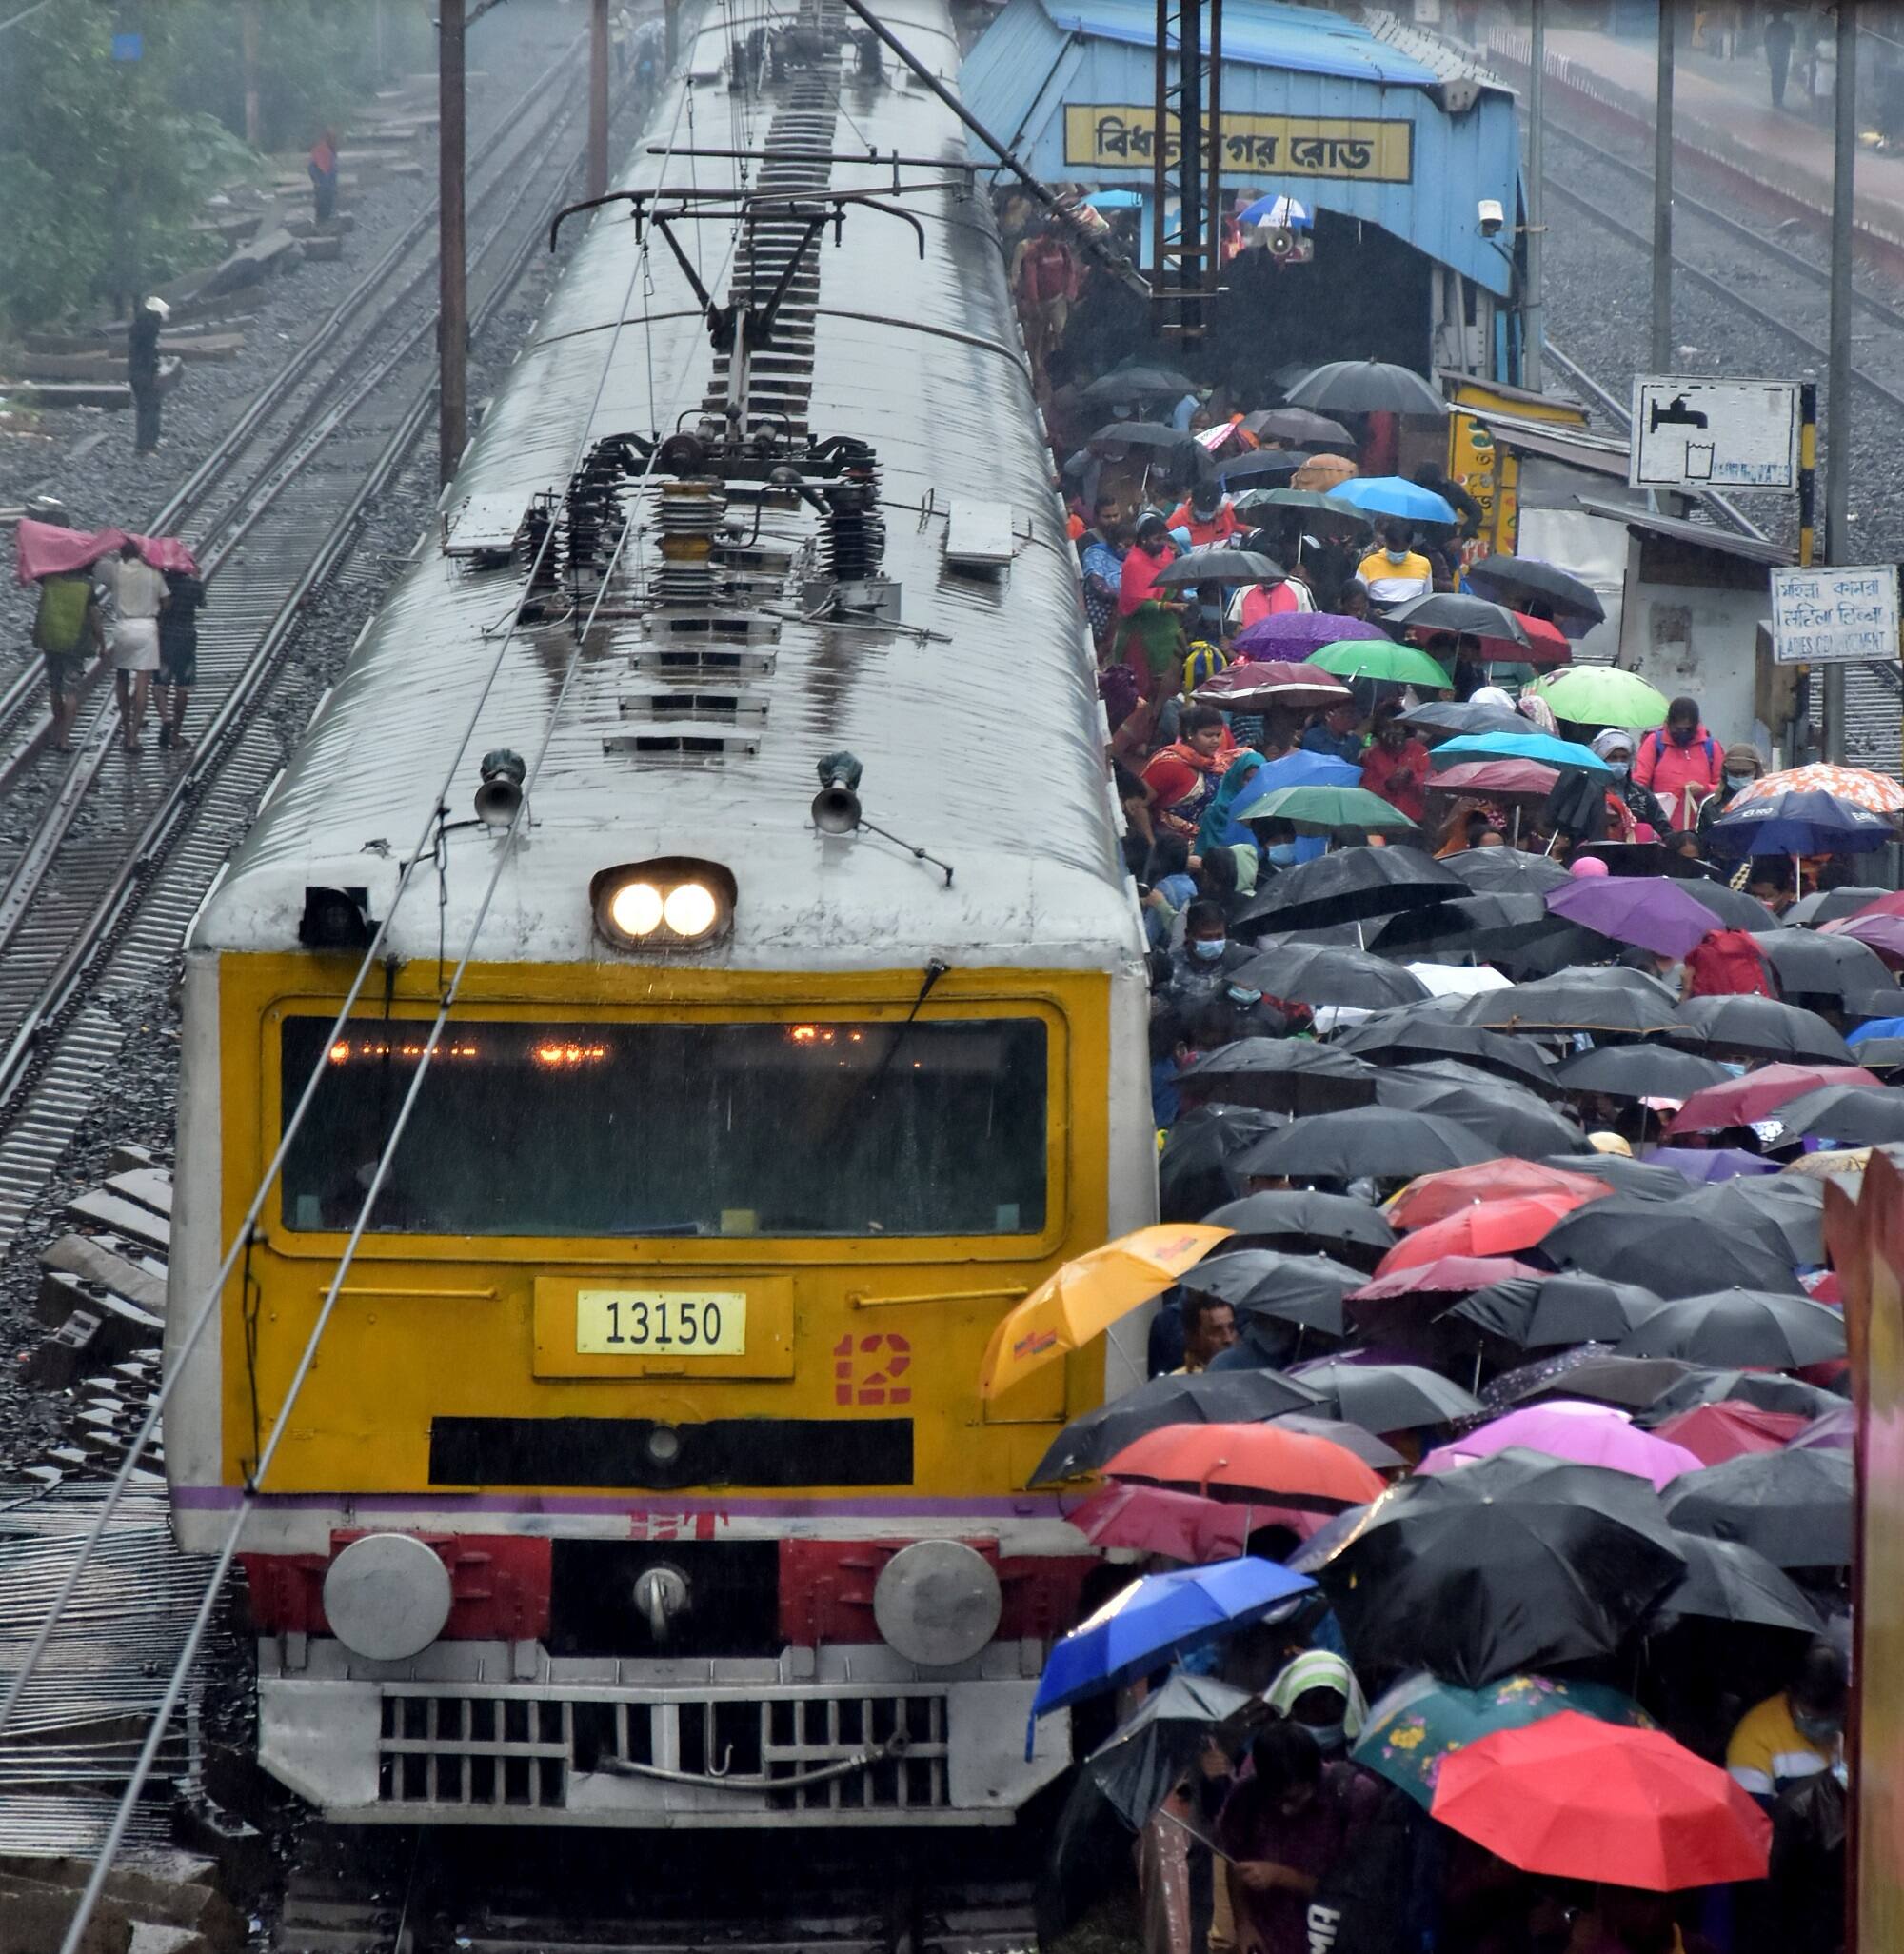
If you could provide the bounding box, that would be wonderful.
[978,1224,1232,1400]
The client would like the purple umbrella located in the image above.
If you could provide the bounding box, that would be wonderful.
[1647,1147,1782,1185]
[1417,1399,1703,1490]
[1788,1404,1854,1451]
[1231,613,1389,662]
[1544,877,1725,960]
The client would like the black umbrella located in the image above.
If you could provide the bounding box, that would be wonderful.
[1473,971,1682,1038]
[1540,1192,1809,1298]
[1651,1534,1825,1638]
[1771,1082,1904,1146]
[1242,408,1354,448]
[1372,1067,1590,1159]
[1216,449,1311,485]
[1234,847,1465,938]
[1202,1189,1398,1266]
[1754,930,1891,1003]
[1399,699,1533,741]
[1234,488,1373,536]
[1072,1673,1258,1832]
[1270,1412,1405,1470]
[1284,359,1448,418]
[1462,555,1607,627]
[1853,1037,1904,1069]
[1293,1360,1482,1431]
[1370,896,1610,983]
[1787,887,1890,927]
[1699,1176,1825,1262]
[1028,1368,1321,1485]
[1383,592,1529,645]
[1159,1106,1289,1221]
[1081,361,1200,403]
[1152,549,1286,588]
[1339,1009,1561,1094]
[1238,1106,1498,1182]
[1439,847,1571,895]
[1672,995,1854,1065]
[1451,1271,1665,1350]
[1554,1045,1734,1101]
[1180,1247,1363,1336]
[1642,1367,1849,1426]
[1177,1039,1378,1117]
[1500,1351,1699,1412]
[1675,882,1784,932]
[1538,1151,1694,1200]
[1086,420,1204,456]
[1309,1449,1686,1686]
[1616,1287,1846,1367]
[1232,941,1430,1012]
[1663,1449,1854,1568]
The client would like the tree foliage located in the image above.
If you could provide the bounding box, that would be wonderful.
[0,0,432,332]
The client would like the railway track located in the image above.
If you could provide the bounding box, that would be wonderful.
[0,51,649,1249]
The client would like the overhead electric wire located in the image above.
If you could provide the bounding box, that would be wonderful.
[11,54,742,1948]
[0,0,59,33]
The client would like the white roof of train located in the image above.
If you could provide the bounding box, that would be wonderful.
[192,0,1140,975]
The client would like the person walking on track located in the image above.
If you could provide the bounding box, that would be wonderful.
[103,541,167,753]
[127,296,167,455]
[156,566,206,752]
[30,558,105,756]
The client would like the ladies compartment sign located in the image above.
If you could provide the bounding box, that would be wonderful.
[1769,565,1902,665]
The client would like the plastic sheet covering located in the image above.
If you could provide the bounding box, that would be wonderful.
[193,0,1139,976]
[13,517,198,586]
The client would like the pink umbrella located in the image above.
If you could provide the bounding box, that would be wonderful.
[1418,1400,1703,1490]
[1820,910,1904,967]
[1652,1403,1806,1466]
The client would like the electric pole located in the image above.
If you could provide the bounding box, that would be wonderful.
[439,0,468,486]
[1524,0,1545,392]
[1825,4,1857,764]
[1651,0,1674,373]
[241,0,261,149]
[589,0,610,200]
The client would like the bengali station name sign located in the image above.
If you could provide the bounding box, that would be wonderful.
[1063,107,1414,182]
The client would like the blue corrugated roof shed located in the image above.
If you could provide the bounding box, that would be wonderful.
[960,0,1522,296]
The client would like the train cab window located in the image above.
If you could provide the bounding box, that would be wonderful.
[277,1016,1049,1239]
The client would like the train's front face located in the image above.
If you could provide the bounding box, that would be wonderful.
[171,927,1139,1827]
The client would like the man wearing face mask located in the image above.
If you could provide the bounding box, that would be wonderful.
[1726,1641,1848,1806]
[1261,1650,1367,1763]
[1160,898,1256,1004]
[1697,741,1767,847]
[1632,694,1724,830]
[1354,522,1435,607]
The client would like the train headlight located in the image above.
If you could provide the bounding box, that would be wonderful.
[873,1540,1002,1669]
[322,1533,454,1662]
[591,858,736,950]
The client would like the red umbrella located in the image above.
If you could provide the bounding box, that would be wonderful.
[1104,1422,1386,1510]
[1195,660,1349,711]
[1389,1160,1612,1232]
[1350,1255,1549,1300]
[1431,1713,1771,1889]
[1666,1062,1883,1136]
[1377,1196,1591,1274]
[1428,759,1560,799]
[1652,1402,1807,1466]
[1479,612,1571,667]
[1065,1484,1325,1561]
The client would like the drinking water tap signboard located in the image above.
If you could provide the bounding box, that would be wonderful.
[1769,565,1902,665]
[1628,378,1800,490]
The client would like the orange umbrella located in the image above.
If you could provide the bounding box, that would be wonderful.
[978,1224,1231,1401]
[1292,452,1356,492]
[1387,1160,1612,1232]
[1104,1421,1386,1511]
[1377,1193,1598,1274]
[1731,763,1904,814]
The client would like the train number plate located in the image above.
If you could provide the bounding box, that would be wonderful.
[575,1290,746,1356]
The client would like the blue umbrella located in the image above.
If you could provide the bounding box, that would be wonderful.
[1331,476,1458,527]
[1028,1558,1316,1750]
[1849,1016,1904,1044]
[1229,749,1360,818]
[1428,731,1611,774]
[1086,189,1145,210]
[1240,193,1311,228]
[1707,789,1895,856]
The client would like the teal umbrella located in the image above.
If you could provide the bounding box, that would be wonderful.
[1429,730,1612,773]
[1352,1670,1654,1809]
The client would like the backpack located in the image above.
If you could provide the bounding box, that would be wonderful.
[1686,928,1775,998]
[32,574,91,656]
[1181,641,1227,700]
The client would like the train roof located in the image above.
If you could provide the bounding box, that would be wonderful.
[192,0,1142,978]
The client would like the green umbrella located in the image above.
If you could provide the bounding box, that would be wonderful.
[1530,667,1670,729]
[1241,784,1418,834]
[1351,1671,1654,1810]
[1310,639,1453,689]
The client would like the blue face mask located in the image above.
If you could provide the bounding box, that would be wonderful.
[1190,937,1227,962]
[1608,761,1631,779]
[1298,1720,1347,1755]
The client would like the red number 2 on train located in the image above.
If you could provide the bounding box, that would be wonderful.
[834,1332,912,1406]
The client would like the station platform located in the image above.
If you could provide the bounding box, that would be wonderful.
[1484,19,1904,270]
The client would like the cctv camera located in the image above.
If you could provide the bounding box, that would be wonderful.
[1478,199,1505,238]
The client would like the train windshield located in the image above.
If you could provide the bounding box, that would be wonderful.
[278,1015,1049,1238]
